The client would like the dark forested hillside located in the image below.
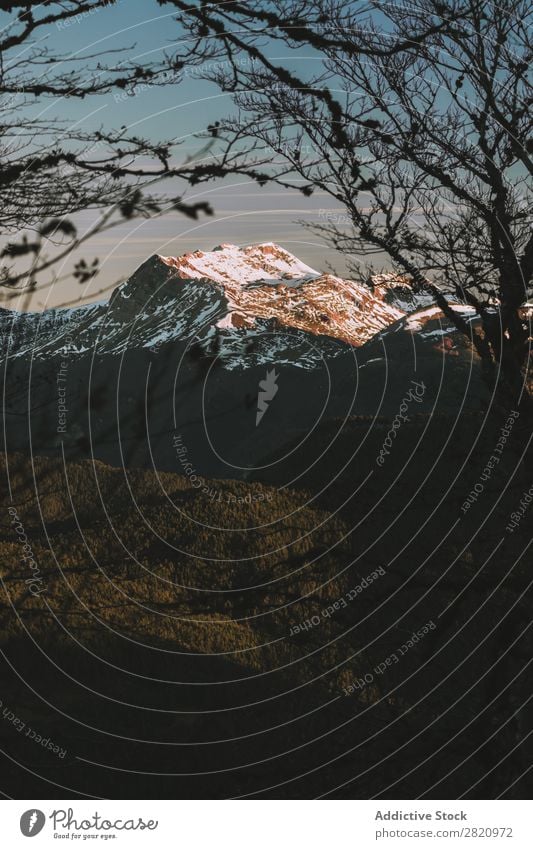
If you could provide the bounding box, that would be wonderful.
[1,410,531,798]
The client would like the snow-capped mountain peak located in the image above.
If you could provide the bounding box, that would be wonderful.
[154,242,404,346]
[0,242,424,367]
[160,241,319,286]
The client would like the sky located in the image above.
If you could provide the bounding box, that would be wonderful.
[29,184,361,310]
[2,1,376,310]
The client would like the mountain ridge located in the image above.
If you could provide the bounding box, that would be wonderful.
[1,243,421,364]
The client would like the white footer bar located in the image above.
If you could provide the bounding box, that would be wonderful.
[2,799,530,848]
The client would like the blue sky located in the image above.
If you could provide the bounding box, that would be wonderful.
[3,1,367,308]
[35,1,330,152]
[32,1,234,147]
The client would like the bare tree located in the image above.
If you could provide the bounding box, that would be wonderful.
[164,0,533,409]
[0,0,219,307]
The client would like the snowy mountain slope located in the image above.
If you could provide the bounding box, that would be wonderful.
[371,272,436,313]
[2,244,489,479]
[0,243,406,365]
[162,242,405,345]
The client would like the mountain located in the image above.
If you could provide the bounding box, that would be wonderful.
[1,248,527,801]
[0,243,406,367]
[371,271,437,312]
[2,242,488,479]
[1,247,527,802]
